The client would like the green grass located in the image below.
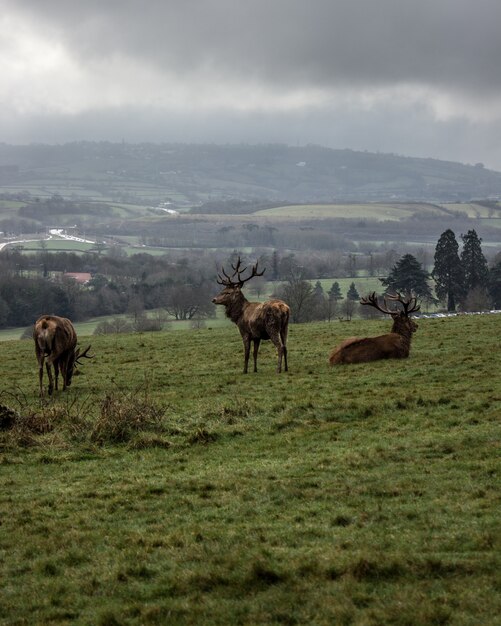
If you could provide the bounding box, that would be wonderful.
[0,315,500,624]
[253,203,443,220]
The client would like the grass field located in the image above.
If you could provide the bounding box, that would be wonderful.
[253,203,444,220]
[0,314,500,625]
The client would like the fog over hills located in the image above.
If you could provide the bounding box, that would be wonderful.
[1,142,501,204]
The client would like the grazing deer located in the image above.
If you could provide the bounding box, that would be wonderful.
[329,292,420,365]
[34,315,93,396]
[212,257,290,373]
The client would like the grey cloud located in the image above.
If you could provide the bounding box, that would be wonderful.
[6,0,501,94]
[3,0,501,171]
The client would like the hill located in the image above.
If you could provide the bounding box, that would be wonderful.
[0,315,500,624]
[2,142,501,204]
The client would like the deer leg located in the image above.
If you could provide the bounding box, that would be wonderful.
[270,334,284,373]
[252,338,261,373]
[38,358,45,397]
[54,362,61,391]
[243,337,251,374]
[280,328,288,372]
[45,363,54,396]
[282,344,288,372]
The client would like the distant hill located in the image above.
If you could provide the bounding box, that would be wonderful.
[1,141,501,204]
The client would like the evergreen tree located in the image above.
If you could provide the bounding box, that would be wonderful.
[346,282,360,301]
[328,281,343,301]
[325,281,342,322]
[488,259,501,309]
[460,230,489,294]
[432,229,465,311]
[380,254,434,300]
[313,280,324,299]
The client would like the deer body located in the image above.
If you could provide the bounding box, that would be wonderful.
[329,293,419,365]
[34,315,92,396]
[213,258,289,373]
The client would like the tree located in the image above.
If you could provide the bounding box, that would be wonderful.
[462,286,491,312]
[460,229,489,294]
[432,229,465,311]
[248,274,267,299]
[380,254,434,301]
[341,282,360,320]
[94,317,133,335]
[324,282,343,322]
[346,282,360,301]
[328,281,343,302]
[164,283,214,320]
[313,280,324,299]
[0,295,10,327]
[488,259,501,309]
[274,276,315,323]
[271,250,279,281]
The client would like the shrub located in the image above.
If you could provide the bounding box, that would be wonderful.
[90,389,167,444]
[94,318,133,335]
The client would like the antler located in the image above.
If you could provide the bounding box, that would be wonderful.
[360,292,396,315]
[216,256,265,287]
[386,292,421,315]
[74,345,94,366]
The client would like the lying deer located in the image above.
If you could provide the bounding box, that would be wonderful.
[329,292,420,365]
[212,257,290,373]
[34,315,93,396]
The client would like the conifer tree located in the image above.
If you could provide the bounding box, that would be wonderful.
[313,280,324,299]
[460,230,489,294]
[328,281,343,301]
[346,282,360,301]
[432,229,465,311]
[488,258,501,309]
[381,254,434,300]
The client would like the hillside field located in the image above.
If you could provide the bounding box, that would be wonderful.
[0,315,500,625]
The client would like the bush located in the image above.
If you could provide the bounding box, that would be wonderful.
[94,318,133,335]
[90,389,167,444]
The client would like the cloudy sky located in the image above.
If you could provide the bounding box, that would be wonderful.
[2,0,501,169]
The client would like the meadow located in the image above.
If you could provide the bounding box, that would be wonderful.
[0,315,500,625]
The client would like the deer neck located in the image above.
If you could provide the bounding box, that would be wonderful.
[224,290,248,324]
[391,319,414,344]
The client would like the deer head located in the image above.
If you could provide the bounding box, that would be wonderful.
[360,292,420,334]
[74,344,94,366]
[69,344,94,384]
[212,257,265,306]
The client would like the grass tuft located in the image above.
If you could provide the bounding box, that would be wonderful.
[90,388,166,444]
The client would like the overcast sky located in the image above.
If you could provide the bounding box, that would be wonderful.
[2,0,501,169]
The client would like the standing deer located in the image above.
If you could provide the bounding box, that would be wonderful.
[329,292,420,365]
[212,257,290,373]
[34,315,93,396]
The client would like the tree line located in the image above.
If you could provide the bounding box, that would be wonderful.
[272,228,500,322]
[0,228,499,331]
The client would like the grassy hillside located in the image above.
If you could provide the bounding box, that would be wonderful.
[3,142,501,203]
[0,316,500,624]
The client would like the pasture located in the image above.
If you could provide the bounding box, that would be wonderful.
[254,203,446,221]
[0,315,500,625]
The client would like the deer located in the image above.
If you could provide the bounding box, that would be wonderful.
[329,292,420,365]
[34,315,93,396]
[212,257,290,373]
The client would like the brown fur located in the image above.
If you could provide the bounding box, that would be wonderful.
[329,294,419,365]
[33,315,86,396]
[212,286,290,373]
